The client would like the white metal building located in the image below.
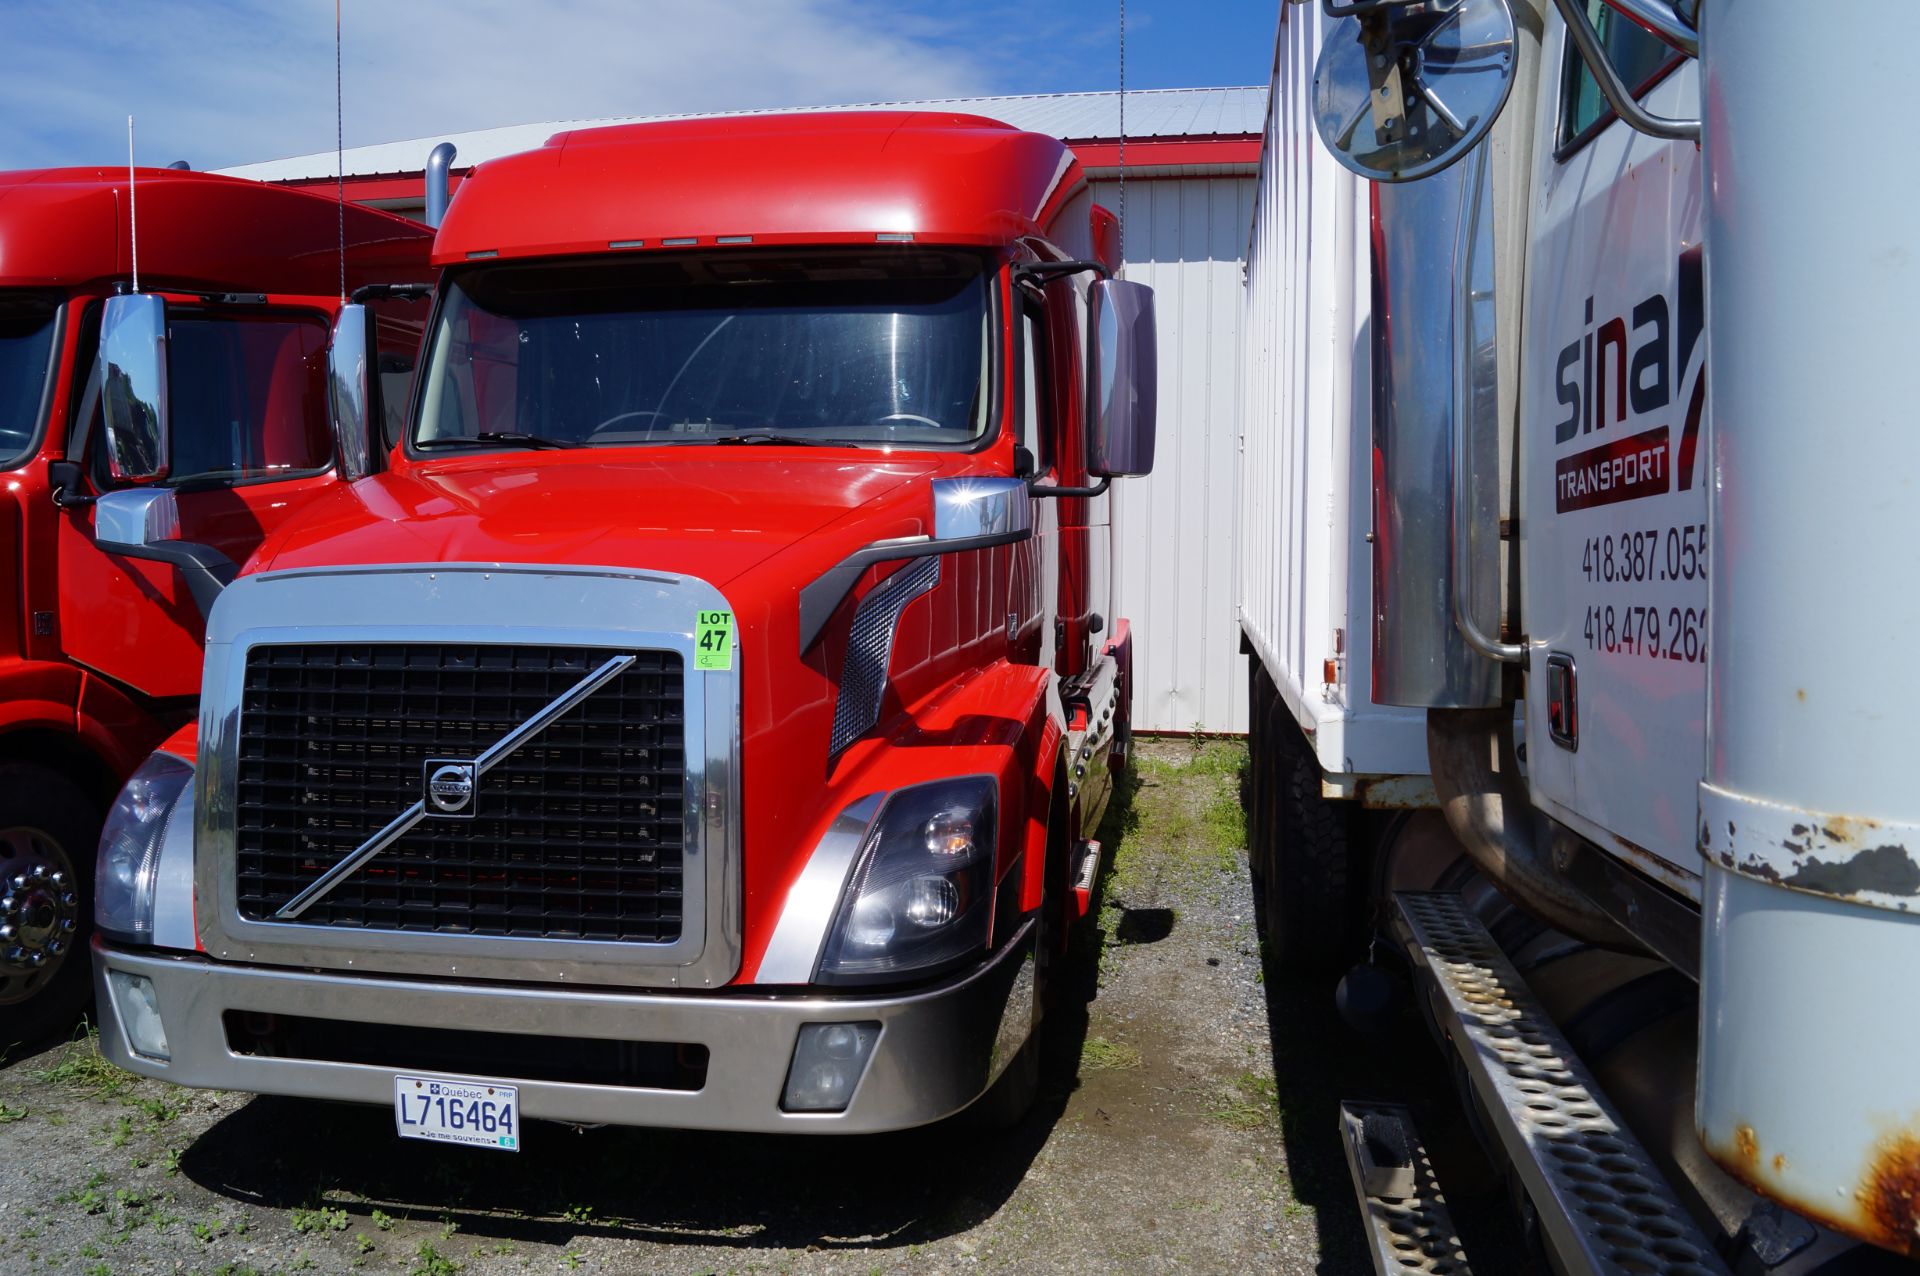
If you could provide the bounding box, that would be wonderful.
[218,88,1266,732]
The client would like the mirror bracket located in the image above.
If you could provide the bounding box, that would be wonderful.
[1015,259,1112,285]
[92,489,236,621]
[1028,477,1112,499]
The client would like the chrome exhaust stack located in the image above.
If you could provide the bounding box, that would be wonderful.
[424,142,457,228]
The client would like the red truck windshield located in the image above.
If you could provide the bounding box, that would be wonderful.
[0,299,58,469]
[413,250,993,451]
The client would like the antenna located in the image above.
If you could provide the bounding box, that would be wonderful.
[127,115,140,293]
[1118,0,1127,265]
[335,0,346,304]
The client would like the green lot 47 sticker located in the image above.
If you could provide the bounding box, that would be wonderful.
[695,610,735,671]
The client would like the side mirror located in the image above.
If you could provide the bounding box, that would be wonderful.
[97,294,171,483]
[93,487,179,551]
[328,303,377,480]
[92,487,237,620]
[1312,0,1519,182]
[1085,279,1157,478]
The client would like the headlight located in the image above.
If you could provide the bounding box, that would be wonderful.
[95,753,192,945]
[816,776,997,984]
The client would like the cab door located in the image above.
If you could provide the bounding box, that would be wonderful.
[59,300,342,700]
[1518,7,1707,896]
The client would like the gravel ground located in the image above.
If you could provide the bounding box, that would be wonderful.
[0,738,1523,1276]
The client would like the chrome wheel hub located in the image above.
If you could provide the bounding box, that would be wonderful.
[0,830,78,1005]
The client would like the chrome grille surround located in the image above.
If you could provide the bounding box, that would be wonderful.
[194,563,741,989]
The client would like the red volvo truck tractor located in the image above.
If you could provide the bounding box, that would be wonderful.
[0,168,431,1043]
[87,112,1158,1137]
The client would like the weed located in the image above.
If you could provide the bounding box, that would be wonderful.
[192,1218,221,1243]
[564,1253,585,1271]
[79,1242,102,1259]
[372,1208,395,1232]
[355,1233,377,1254]
[560,1202,595,1223]
[0,1101,26,1122]
[411,1240,463,1275]
[37,1027,127,1098]
[163,1147,182,1176]
[291,1204,351,1235]
[290,1256,318,1272]
[1080,1035,1142,1072]
[85,1264,109,1276]
[106,1115,132,1148]
[132,1094,182,1124]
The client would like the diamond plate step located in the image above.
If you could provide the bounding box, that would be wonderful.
[1340,1100,1473,1275]
[1393,891,1729,1276]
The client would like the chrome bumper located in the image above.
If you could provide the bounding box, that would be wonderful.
[92,924,1035,1135]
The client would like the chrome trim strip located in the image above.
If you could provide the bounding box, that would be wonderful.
[151,776,198,952]
[273,652,638,920]
[195,562,741,989]
[753,794,884,984]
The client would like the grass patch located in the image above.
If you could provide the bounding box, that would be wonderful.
[1205,1071,1279,1131]
[1101,739,1249,904]
[36,1027,128,1099]
[1080,1035,1142,1072]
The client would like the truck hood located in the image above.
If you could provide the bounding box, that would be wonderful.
[254,451,948,586]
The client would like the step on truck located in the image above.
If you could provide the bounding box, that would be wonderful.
[1245,0,1920,1270]
[88,112,1157,1136]
[0,168,430,1043]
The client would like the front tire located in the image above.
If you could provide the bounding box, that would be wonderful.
[0,765,103,1048]
[968,767,1070,1131]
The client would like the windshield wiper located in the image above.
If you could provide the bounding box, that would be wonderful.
[417,431,583,451]
[708,433,835,447]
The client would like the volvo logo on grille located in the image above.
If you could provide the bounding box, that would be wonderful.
[425,760,478,818]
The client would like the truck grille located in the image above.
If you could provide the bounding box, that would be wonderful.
[234,643,686,943]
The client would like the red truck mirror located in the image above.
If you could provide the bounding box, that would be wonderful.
[97,293,171,483]
[1086,279,1158,478]
[327,303,377,480]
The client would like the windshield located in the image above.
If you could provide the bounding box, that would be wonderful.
[0,296,59,469]
[414,250,993,450]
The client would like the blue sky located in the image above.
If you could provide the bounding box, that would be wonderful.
[0,1,1275,173]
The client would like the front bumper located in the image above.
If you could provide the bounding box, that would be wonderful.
[92,923,1036,1135]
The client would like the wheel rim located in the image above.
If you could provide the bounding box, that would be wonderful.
[0,827,80,1006]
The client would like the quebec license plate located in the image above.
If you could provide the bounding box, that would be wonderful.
[393,1074,520,1151]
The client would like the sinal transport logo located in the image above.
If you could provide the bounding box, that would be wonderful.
[1549,247,1705,514]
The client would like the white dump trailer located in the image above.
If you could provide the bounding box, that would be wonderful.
[1243,1,1920,1269]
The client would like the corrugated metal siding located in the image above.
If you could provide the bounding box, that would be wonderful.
[1094,176,1257,733]
[216,88,1267,184]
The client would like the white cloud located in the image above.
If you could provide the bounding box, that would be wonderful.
[0,1,1004,172]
